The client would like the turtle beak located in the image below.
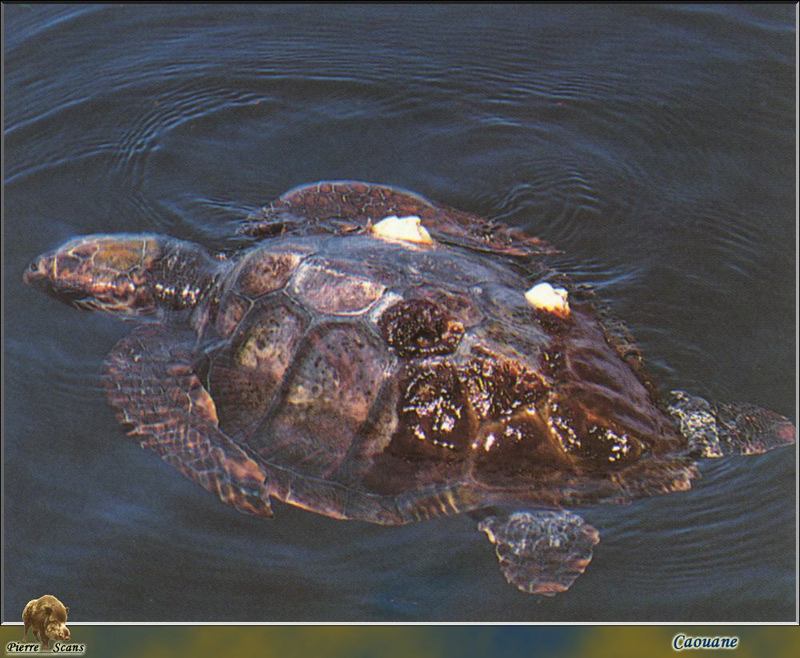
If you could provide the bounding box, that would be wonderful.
[23,251,55,289]
[23,248,94,308]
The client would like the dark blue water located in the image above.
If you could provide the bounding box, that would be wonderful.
[4,4,795,621]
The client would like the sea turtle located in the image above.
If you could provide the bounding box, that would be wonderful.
[23,181,796,595]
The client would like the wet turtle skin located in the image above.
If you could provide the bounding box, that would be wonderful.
[24,181,796,595]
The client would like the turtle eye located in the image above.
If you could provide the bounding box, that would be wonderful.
[29,260,39,272]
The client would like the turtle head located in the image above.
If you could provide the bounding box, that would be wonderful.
[24,234,218,317]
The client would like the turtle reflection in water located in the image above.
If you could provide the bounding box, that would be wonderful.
[24,181,795,596]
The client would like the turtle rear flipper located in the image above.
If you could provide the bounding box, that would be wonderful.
[104,325,273,517]
[478,510,599,595]
[668,390,796,458]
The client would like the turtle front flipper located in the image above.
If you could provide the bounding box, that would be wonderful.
[478,510,599,595]
[668,390,796,458]
[240,181,555,257]
[104,325,273,518]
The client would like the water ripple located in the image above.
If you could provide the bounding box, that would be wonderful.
[4,3,794,622]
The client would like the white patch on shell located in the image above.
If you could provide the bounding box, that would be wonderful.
[483,433,497,452]
[524,282,570,316]
[370,215,433,245]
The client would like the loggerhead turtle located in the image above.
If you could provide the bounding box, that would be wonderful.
[23,181,796,595]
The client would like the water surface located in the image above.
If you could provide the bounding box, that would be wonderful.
[3,4,795,621]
